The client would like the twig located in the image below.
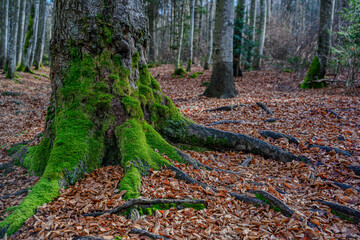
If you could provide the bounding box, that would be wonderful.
[240,156,252,167]
[206,120,250,126]
[326,109,341,119]
[83,197,206,217]
[129,228,172,240]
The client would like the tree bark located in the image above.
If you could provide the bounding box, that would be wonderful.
[6,0,21,79]
[203,0,215,70]
[253,0,267,69]
[301,0,335,89]
[0,0,9,69]
[203,0,236,98]
[33,0,47,70]
[147,0,157,63]
[176,0,185,69]
[29,0,40,67]
[187,0,195,71]
[16,0,27,66]
[247,0,257,67]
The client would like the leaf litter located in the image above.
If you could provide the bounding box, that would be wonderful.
[0,65,359,239]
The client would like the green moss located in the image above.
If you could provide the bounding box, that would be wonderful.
[122,96,144,119]
[139,65,152,86]
[0,177,59,236]
[301,55,325,89]
[255,194,281,212]
[118,166,141,200]
[331,209,354,223]
[132,52,140,70]
[174,68,186,76]
[201,81,210,87]
[189,73,198,78]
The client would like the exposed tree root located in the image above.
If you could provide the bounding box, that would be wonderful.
[256,102,273,115]
[73,236,105,240]
[0,188,28,200]
[129,228,172,240]
[206,120,249,126]
[259,130,299,144]
[163,123,312,164]
[83,198,206,217]
[168,165,265,206]
[332,181,360,193]
[240,156,253,167]
[204,104,245,112]
[248,190,295,217]
[326,109,341,119]
[264,118,281,123]
[317,200,360,224]
[307,144,352,156]
[347,165,360,176]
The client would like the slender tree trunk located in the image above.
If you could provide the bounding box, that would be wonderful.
[253,0,267,69]
[234,0,245,76]
[301,0,335,89]
[187,0,195,71]
[204,0,215,70]
[33,0,47,69]
[176,1,185,69]
[6,0,21,79]
[203,0,236,98]
[16,0,27,66]
[247,0,257,67]
[29,0,40,67]
[0,0,9,69]
[148,0,157,63]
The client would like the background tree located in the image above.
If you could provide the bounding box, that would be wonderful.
[301,0,335,88]
[6,0,21,79]
[187,0,195,71]
[0,0,9,69]
[253,0,267,69]
[203,0,236,98]
[204,0,215,70]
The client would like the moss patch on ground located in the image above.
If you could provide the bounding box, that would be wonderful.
[301,55,325,89]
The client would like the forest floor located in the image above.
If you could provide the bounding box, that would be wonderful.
[0,65,359,239]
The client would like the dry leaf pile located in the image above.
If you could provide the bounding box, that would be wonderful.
[1,65,359,239]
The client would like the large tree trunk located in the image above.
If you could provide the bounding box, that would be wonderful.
[203,0,215,70]
[147,0,157,64]
[301,0,335,89]
[0,0,312,236]
[187,0,195,71]
[0,0,9,69]
[6,0,21,79]
[203,0,236,98]
[33,0,47,70]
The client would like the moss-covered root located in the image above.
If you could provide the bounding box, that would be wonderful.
[317,200,360,224]
[129,228,172,240]
[161,122,312,165]
[0,178,59,236]
[115,119,185,200]
[301,55,326,89]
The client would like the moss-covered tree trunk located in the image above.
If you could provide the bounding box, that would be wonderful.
[0,0,312,237]
[301,0,335,89]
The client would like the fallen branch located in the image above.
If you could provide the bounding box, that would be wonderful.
[259,130,299,144]
[206,120,249,126]
[204,104,245,112]
[129,228,172,240]
[83,197,206,217]
[307,144,352,156]
[256,102,273,115]
[326,109,341,119]
[248,190,295,217]
[240,156,252,167]
[317,200,360,224]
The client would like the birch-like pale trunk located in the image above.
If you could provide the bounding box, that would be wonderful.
[176,0,185,69]
[6,0,21,79]
[253,0,267,69]
[204,0,215,70]
[247,0,257,66]
[29,0,40,67]
[16,0,27,66]
[34,0,47,69]
[0,0,9,69]
[203,0,236,98]
[187,0,195,71]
